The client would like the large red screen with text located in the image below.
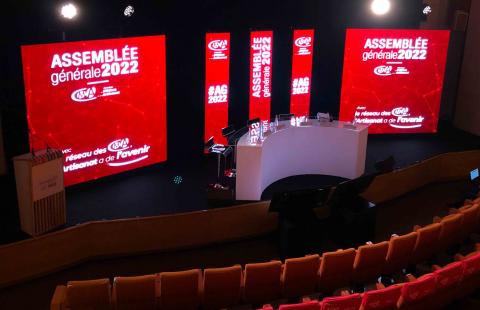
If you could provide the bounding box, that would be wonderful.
[340,29,450,134]
[22,35,167,186]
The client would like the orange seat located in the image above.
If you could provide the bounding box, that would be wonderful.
[456,203,480,238]
[353,241,389,284]
[244,260,282,305]
[320,293,362,310]
[397,273,437,309]
[360,283,402,310]
[202,265,242,310]
[159,269,201,310]
[436,213,464,252]
[410,223,442,264]
[112,274,156,310]
[318,248,356,292]
[384,232,417,275]
[281,254,320,299]
[66,278,111,310]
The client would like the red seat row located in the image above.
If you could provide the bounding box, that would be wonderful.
[261,248,480,309]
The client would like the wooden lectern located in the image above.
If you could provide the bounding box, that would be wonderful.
[13,149,66,236]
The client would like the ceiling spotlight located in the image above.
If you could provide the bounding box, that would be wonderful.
[124,5,135,17]
[60,3,78,20]
[423,5,432,15]
[371,0,391,16]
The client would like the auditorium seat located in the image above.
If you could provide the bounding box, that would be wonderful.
[243,260,282,305]
[430,261,464,307]
[319,293,362,310]
[56,278,111,310]
[261,300,321,310]
[158,269,201,310]
[318,248,356,292]
[434,212,464,252]
[352,241,389,284]
[396,273,437,309]
[359,283,402,310]
[112,274,156,310]
[383,232,418,275]
[455,250,480,299]
[202,265,242,310]
[450,203,480,238]
[281,254,320,299]
[411,223,442,265]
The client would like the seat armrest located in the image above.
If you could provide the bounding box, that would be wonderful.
[449,208,459,214]
[405,274,417,282]
[50,285,67,310]
[413,225,421,232]
[431,264,441,271]
[454,254,465,261]
[433,216,441,223]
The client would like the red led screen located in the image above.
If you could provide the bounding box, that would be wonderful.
[205,33,230,145]
[340,29,450,134]
[21,35,167,186]
[249,31,273,122]
[290,29,315,117]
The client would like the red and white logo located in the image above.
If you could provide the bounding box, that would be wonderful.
[71,87,97,102]
[208,39,228,60]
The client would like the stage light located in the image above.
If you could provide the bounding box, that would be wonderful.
[423,5,432,15]
[124,5,135,17]
[60,3,78,19]
[371,0,391,15]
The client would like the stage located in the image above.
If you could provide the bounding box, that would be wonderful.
[0,122,479,245]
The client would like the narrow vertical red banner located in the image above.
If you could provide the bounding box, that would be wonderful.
[205,33,230,145]
[290,29,314,117]
[249,31,273,122]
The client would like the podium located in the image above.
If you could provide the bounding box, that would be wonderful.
[13,149,66,236]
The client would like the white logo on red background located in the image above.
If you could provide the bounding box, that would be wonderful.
[390,107,424,129]
[71,87,97,102]
[374,65,410,76]
[107,138,130,152]
[209,39,228,60]
[295,36,312,55]
[71,81,120,103]
[106,138,150,167]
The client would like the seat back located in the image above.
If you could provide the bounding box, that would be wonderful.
[282,254,320,298]
[397,274,437,308]
[279,300,321,310]
[159,269,201,310]
[353,241,389,283]
[437,213,464,251]
[244,260,282,305]
[411,223,441,264]
[112,274,156,310]
[202,265,242,310]
[434,261,463,290]
[384,232,417,275]
[318,248,356,292]
[459,204,480,238]
[462,251,480,278]
[360,284,402,310]
[320,293,362,310]
[66,278,111,310]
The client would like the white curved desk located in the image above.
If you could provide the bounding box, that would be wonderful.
[235,120,369,201]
